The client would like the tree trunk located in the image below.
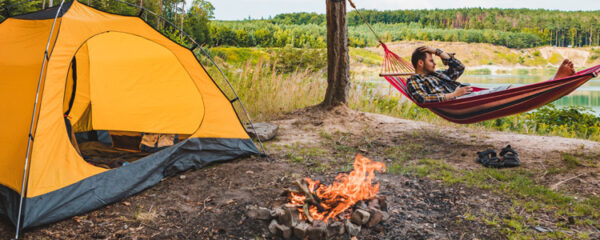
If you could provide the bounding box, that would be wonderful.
[321,0,350,108]
[158,0,163,30]
[180,1,185,39]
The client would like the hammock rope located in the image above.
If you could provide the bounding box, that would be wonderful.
[347,0,600,124]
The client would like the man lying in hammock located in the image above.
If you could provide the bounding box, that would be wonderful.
[406,46,576,103]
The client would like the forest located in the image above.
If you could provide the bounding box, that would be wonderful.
[1,0,599,49]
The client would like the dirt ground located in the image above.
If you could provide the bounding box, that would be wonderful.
[1,106,599,239]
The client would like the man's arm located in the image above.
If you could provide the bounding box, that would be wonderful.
[407,77,473,103]
[407,77,447,103]
[437,49,465,81]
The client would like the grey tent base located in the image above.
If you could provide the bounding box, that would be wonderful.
[0,137,258,229]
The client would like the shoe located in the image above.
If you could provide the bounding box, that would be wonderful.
[477,149,503,168]
[499,145,520,168]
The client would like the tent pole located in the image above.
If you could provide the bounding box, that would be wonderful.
[198,47,269,157]
[14,1,65,238]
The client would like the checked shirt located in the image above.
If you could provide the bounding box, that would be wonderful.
[406,54,465,103]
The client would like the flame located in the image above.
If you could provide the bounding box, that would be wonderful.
[288,154,386,222]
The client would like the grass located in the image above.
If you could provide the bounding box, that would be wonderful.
[385,156,600,239]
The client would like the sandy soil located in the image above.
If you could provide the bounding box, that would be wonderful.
[1,106,599,239]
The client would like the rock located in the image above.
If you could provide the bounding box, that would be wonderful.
[278,206,299,227]
[268,219,278,235]
[345,219,361,236]
[270,208,285,218]
[308,221,327,240]
[355,200,368,210]
[327,221,345,236]
[366,208,384,228]
[246,206,272,220]
[367,198,380,209]
[246,122,278,141]
[276,224,292,239]
[351,209,370,225]
[293,222,310,239]
[268,219,291,239]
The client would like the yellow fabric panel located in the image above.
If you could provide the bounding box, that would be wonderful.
[69,43,91,125]
[87,32,204,134]
[0,18,58,193]
[28,1,250,197]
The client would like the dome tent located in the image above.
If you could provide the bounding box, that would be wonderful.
[0,0,259,235]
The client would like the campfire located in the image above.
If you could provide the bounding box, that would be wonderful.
[247,154,388,239]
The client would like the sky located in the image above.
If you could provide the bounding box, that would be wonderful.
[200,0,600,20]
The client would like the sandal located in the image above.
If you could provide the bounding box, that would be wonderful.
[499,145,520,168]
[477,149,503,168]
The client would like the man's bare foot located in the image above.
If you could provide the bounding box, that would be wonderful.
[553,59,576,79]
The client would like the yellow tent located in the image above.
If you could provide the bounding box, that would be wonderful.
[0,0,258,232]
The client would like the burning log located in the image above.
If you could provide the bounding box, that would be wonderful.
[295,180,325,212]
[302,204,314,222]
[288,154,386,223]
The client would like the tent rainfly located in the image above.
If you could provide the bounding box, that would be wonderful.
[0,0,259,233]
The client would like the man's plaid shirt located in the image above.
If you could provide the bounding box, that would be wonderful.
[406,55,465,103]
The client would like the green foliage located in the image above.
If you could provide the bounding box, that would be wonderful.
[206,20,548,49]
[274,8,600,47]
[591,48,600,61]
[526,104,600,139]
[270,46,326,73]
[184,0,214,45]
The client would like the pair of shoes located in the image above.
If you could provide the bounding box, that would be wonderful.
[476,145,520,168]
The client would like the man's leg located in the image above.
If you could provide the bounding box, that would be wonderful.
[553,59,576,80]
[504,59,576,90]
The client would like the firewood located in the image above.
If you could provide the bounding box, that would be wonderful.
[303,203,314,223]
[282,187,301,195]
[295,180,325,212]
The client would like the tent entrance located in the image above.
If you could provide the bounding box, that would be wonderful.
[62,31,205,168]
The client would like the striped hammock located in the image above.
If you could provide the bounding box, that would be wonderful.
[379,43,600,124]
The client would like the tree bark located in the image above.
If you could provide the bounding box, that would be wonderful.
[321,0,350,108]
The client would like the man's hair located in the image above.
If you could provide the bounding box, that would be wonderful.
[411,46,429,69]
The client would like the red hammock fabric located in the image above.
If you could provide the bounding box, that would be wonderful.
[379,43,600,124]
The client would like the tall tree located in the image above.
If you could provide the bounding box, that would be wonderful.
[321,0,350,108]
[183,0,214,45]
